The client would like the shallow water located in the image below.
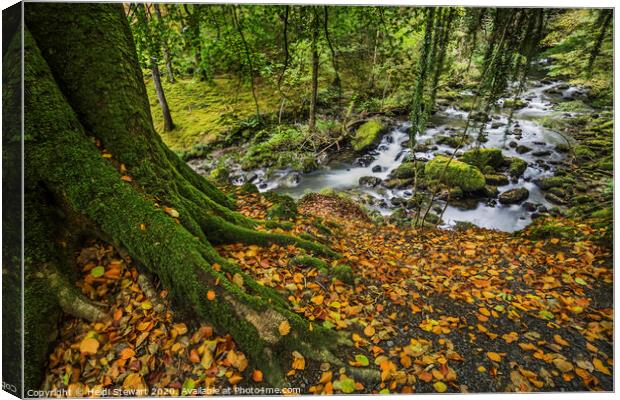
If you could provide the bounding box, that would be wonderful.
[213,79,583,232]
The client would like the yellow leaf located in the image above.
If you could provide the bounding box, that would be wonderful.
[164,207,180,218]
[553,358,573,373]
[311,295,324,305]
[433,381,447,393]
[363,325,376,337]
[279,320,291,336]
[593,358,611,375]
[122,373,148,394]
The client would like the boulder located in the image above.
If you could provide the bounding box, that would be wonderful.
[532,150,551,157]
[359,176,382,187]
[460,148,505,170]
[516,145,531,154]
[351,118,386,152]
[508,157,528,178]
[498,188,529,204]
[371,165,383,173]
[534,176,573,190]
[545,193,565,205]
[424,156,486,192]
[354,154,375,167]
[389,161,424,180]
[484,174,509,186]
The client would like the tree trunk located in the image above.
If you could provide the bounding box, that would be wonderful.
[23,3,363,391]
[151,56,175,131]
[308,8,320,132]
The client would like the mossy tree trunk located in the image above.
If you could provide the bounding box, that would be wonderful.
[21,3,362,391]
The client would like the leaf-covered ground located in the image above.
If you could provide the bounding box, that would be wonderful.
[43,190,613,395]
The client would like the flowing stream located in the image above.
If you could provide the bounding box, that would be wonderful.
[202,78,584,232]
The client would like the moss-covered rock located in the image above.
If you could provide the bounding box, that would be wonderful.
[424,156,486,192]
[460,148,505,170]
[351,118,385,152]
[498,188,529,204]
[534,176,573,190]
[484,174,509,186]
[389,161,425,180]
[508,157,528,178]
[435,135,471,148]
[573,145,596,160]
[502,98,528,109]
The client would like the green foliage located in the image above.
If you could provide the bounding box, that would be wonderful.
[541,9,613,102]
[351,118,385,151]
[424,156,486,192]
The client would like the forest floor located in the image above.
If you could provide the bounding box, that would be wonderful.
[42,188,613,395]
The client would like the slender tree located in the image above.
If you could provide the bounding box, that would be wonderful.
[308,7,320,132]
[154,3,176,83]
[137,4,174,131]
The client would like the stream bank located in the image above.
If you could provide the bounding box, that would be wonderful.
[187,76,611,234]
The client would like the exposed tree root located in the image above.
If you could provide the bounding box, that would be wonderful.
[41,264,106,322]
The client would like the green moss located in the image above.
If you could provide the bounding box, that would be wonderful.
[573,145,596,160]
[390,161,425,179]
[332,265,354,284]
[352,118,385,151]
[435,135,470,148]
[536,176,573,190]
[460,148,505,170]
[264,192,298,221]
[424,156,486,191]
[502,98,527,109]
[210,166,229,183]
[240,182,259,194]
[525,221,574,240]
[508,157,528,178]
[554,100,592,113]
[289,256,329,273]
[145,76,280,152]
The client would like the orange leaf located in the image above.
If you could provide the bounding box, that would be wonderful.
[292,351,305,370]
[363,326,376,337]
[79,337,99,355]
[207,290,216,301]
[554,334,569,347]
[487,352,502,362]
[252,370,263,382]
[120,348,135,360]
[419,371,433,382]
